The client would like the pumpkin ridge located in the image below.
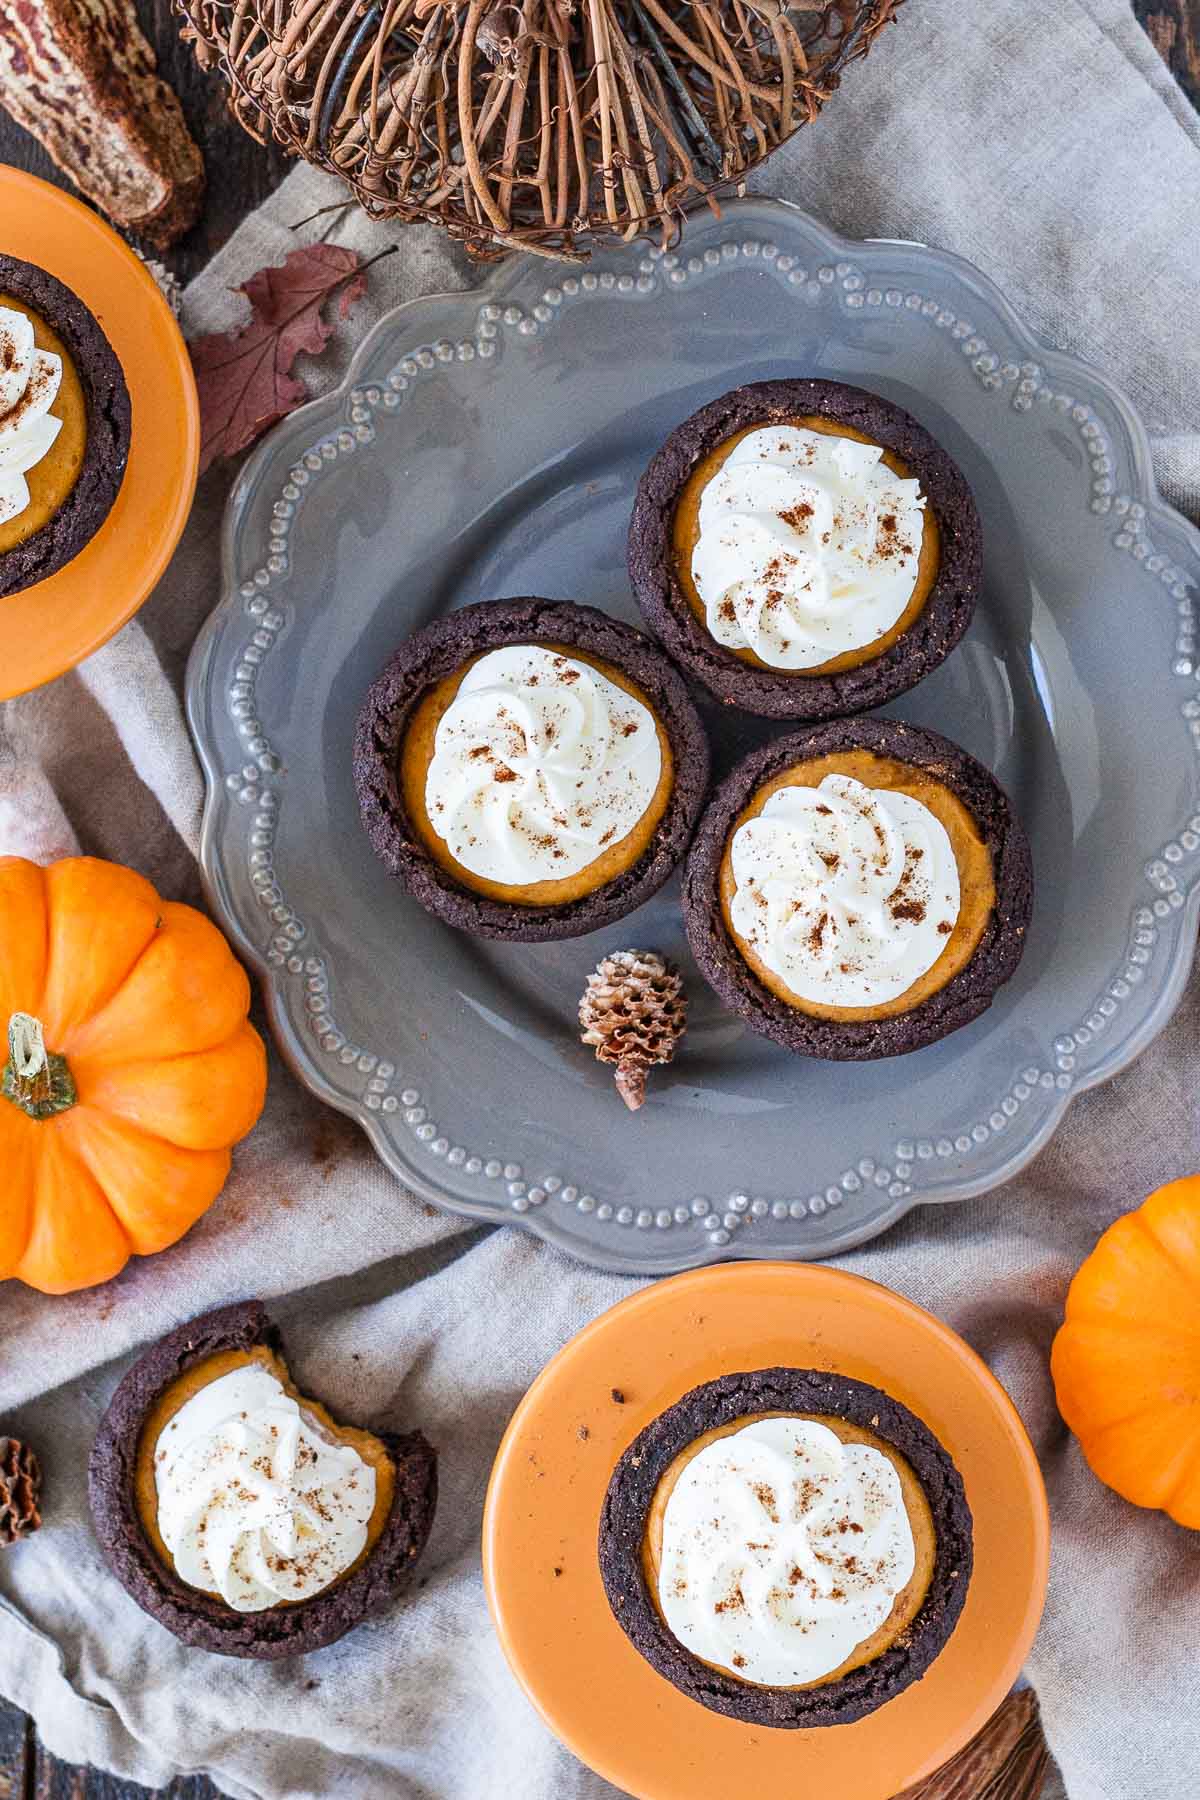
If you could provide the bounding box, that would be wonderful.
[1068,1404,1177,1445]
[0,1108,36,1276]
[59,1103,187,1156]
[39,859,163,1046]
[1055,1322,1200,1427]
[61,901,251,1066]
[72,1022,268,1152]
[52,914,164,1058]
[17,1130,131,1294]
[1065,1211,1200,1324]
[1137,1210,1200,1305]
[59,1107,231,1257]
[1088,1419,1199,1503]
[1062,1311,1200,1348]
[0,859,49,1025]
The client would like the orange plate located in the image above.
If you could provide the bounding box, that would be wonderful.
[0,168,199,699]
[483,1263,1048,1800]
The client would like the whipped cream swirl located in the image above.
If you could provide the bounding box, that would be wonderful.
[154,1363,376,1612]
[656,1418,916,1687]
[0,307,64,528]
[425,645,662,886]
[728,773,959,1008]
[691,426,926,669]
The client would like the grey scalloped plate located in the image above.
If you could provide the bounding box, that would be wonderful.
[186,196,1200,1273]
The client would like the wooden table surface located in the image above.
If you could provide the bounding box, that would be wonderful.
[0,3,1197,1797]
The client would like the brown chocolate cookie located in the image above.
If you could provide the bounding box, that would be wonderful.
[353,598,711,942]
[0,255,131,599]
[628,379,981,719]
[598,1367,973,1728]
[88,1300,437,1659]
[682,717,1032,1059]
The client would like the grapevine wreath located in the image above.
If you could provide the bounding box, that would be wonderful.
[179,0,903,259]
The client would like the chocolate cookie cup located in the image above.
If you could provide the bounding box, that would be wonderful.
[683,718,1031,1060]
[354,598,711,943]
[598,1367,973,1729]
[0,254,131,599]
[88,1301,438,1659]
[628,379,981,720]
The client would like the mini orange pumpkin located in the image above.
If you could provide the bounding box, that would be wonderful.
[1051,1176,1200,1528]
[0,856,267,1295]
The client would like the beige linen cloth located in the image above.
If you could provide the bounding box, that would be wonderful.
[1,1,1199,1795]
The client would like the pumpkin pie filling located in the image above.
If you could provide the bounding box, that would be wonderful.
[671,415,940,677]
[400,641,675,906]
[135,1344,395,1609]
[641,1410,936,1690]
[0,294,88,555]
[719,748,996,1024]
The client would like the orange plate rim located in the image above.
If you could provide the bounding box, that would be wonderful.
[0,167,200,700]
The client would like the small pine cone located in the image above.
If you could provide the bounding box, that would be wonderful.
[0,1437,42,1546]
[579,950,687,1111]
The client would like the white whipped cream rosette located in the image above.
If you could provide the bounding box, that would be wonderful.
[656,1416,917,1686]
[425,644,663,885]
[691,425,926,670]
[154,1363,376,1612]
[728,772,960,1008]
[0,306,64,529]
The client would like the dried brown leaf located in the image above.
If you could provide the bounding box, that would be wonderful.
[190,244,368,473]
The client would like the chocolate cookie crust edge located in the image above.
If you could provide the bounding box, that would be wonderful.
[0,254,132,599]
[681,716,1033,1060]
[353,597,712,943]
[627,379,982,720]
[598,1367,973,1728]
[87,1300,438,1660]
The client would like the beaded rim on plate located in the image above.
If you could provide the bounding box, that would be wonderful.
[178,0,903,261]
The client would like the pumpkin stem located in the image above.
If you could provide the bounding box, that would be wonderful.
[2,1012,77,1120]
